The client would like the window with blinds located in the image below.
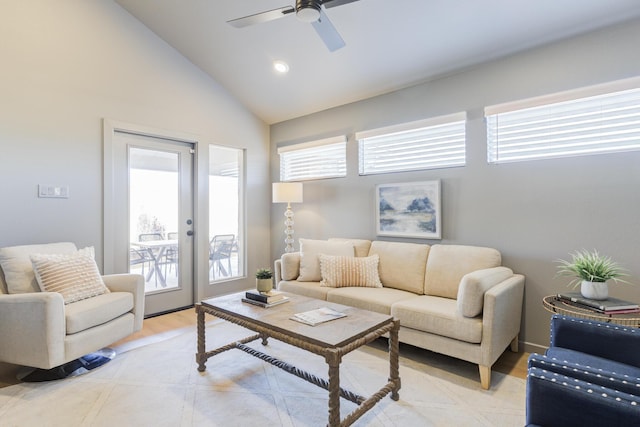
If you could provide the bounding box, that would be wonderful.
[356,112,466,175]
[278,136,346,181]
[486,78,640,164]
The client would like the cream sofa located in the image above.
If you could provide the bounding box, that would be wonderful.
[274,238,525,389]
[0,242,144,370]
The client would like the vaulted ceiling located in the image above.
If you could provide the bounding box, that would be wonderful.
[115,0,640,124]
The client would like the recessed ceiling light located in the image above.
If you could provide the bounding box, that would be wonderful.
[273,60,289,74]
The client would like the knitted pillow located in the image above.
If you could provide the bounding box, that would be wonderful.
[319,254,382,288]
[30,252,109,304]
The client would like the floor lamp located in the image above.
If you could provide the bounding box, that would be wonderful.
[272,182,303,253]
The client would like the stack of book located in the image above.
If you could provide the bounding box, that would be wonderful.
[557,292,640,314]
[242,289,289,308]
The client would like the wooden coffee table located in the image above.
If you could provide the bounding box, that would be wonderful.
[195,292,401,427]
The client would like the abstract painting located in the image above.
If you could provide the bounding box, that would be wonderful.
[375,180,441,239]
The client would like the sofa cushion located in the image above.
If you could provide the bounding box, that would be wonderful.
[319,254,382,288]
[278,280,331,301]
[328,238,372,257]
[368,241,429,294]
[280,252,301,281]
[326,287,416,315]
[391,295,483,343]
[0,242,78,294]
[424,244,502,299]
[457,267,514,317]
[297,238,354,282]
[31,252,110,304]
[65,291,133,334]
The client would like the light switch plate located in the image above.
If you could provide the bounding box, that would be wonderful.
[38,184,69,199]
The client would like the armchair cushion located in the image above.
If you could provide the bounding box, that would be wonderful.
[0,242,77,293]
[65,292,133,334]
[31,251,109,304]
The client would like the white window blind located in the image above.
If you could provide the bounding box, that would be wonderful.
[278,136,346,181]
[486,78,640,164]
[356,112,466,175]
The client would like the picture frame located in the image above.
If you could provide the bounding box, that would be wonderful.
[375,180,441,239]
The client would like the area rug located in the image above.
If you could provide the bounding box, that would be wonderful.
[0,320,525,426]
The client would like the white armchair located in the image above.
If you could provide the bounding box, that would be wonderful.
[0,242,144,374]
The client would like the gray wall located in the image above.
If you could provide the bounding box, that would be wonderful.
[270,18,640,351]
[0,1,271,299]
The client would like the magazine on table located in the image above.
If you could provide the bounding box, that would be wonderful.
[290,307,347,326]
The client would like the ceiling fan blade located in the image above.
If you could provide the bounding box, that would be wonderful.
[311,8,345,52]
[323,0,361,9]
[227,6,295,28]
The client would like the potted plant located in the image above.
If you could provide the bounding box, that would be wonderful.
[556,249,628,300]
[255,268,273,293]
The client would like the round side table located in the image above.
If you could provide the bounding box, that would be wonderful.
[543,295,640,327]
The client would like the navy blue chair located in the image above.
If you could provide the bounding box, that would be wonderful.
[526,314,640,426]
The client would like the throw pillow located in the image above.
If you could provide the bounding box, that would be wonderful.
[0,242,78,294]
[30,252,110,304]
[297,238,354,282]
[319,254,382,288]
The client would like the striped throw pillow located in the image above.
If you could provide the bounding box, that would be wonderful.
[30,252,109,304]
[319,254,382,288]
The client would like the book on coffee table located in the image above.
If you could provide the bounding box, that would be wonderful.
[245,289,285,304]
[241,296,289,308]
[290,307,347,326]
[557,292,639,313]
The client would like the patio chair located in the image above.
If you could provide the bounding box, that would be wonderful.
[209,234,235,279]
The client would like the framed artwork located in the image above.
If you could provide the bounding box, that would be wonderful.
[375,180,441,239]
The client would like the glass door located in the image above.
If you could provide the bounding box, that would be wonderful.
[113,131,194,316]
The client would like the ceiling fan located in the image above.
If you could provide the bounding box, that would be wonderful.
[227,0,361,52]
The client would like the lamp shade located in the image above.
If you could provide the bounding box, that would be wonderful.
[272,182,303,203]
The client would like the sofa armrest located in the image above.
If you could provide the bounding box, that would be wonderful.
[480,274,525,365]
[276,252,301,283]
[0,292,66,367]
[550,314,640,368]
[103,273,145,332]
[457,267,514,317]
[274,259,283,283]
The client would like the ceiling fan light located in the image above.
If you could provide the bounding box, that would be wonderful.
[296,0,321,23]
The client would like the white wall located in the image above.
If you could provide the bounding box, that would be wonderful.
[0,1,270,298]
[270,18,640,351]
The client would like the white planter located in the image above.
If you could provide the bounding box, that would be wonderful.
[256,278,273,293]
[580,280,608,300]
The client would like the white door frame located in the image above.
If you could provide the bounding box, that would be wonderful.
[103,119,212,307]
